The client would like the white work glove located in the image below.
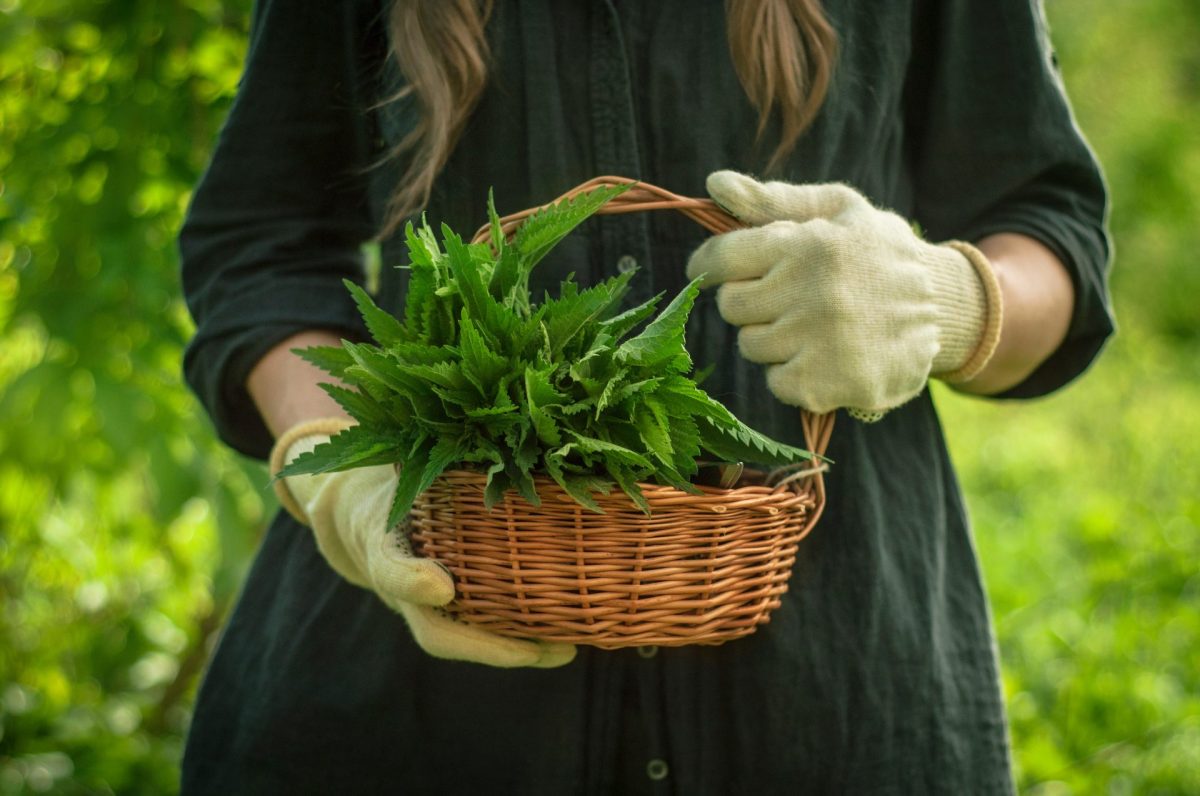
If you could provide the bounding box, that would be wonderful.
[686,171,1003,420]
[269,418,576,668]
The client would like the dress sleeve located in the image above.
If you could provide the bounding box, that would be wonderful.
[179,0,386,458]
[906,0,1114,398]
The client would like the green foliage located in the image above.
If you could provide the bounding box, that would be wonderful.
[0,0,1196,793]
[935,324,1200,793]
[280,188,814,526]
[1043,0,1200,346]
[0,1,259,793]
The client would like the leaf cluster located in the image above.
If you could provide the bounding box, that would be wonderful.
[278,185,815,528]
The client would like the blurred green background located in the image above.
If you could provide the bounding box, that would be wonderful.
[0,0,1196,792]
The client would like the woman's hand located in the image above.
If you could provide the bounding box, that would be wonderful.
[270,419,577,669]
[685,171,1004,419]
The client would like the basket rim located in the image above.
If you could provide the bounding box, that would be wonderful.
[431,464,827,498]
[417,467,824,519]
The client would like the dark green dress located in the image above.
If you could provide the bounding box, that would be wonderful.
[179,1,1113,792]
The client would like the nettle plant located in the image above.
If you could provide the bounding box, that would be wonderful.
[279,185,815,528]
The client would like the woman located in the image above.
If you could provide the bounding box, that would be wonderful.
[179,1,1112,792]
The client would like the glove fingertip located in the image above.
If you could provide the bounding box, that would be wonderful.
[411,560,458,606]
[401,604,579,668]
[533,643,578,669]
[705,169,751,198]
[377,558,457,607]
[705,170,757,221]
[684,241,722,286]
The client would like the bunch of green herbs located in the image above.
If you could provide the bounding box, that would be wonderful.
[278,185,815,528]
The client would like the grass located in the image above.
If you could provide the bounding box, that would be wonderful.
[935,317,1200,792]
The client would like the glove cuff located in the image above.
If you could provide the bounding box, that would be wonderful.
[932,240,1004,384]
[268,417,357,525]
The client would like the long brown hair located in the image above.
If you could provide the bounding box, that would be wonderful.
[381,0,837,236]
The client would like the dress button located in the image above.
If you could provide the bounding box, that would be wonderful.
[636,645,658,659]
[646,758,669,781]
[617,254,638,273]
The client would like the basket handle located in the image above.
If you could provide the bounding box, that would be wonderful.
[470,175,835,461]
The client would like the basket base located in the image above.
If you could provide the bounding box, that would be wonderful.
[441,597,783,649]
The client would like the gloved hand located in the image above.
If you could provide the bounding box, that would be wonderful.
[269,418,576,668]
[686,171,1003,420]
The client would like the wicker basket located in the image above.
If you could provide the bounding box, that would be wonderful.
[408,176,835,649]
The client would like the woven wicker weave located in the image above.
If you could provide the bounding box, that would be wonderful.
[408,176,834,648]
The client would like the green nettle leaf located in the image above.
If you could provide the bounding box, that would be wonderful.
[542,270,635,356]
[551,466,612,514]
[611,376,663,409]
[402,225,438,339]
[524,363,567,406]
[285,184,819,520]
[514,183,630,269]
[343,341,410,394]
[506,422,541,506]
[344,279,407,346]
[525,366,565,447]
[458,316,510,394]
[466,383,518,420]
[605,461,650,514]
[562,430,654,470]
[442,228,496,327]
[593,367,629,416]
[696,416,815,466]
[634,404,673,465]
[276,426,403,479]
[614,276,702,368]
[598,290,663,341]
[665,413,703,477]
[319,383,390,427]
[482,456,513,509]
[391,341,458,365]
[295,345,356,379]
[388,435,467,528]
[658,373,740,426]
